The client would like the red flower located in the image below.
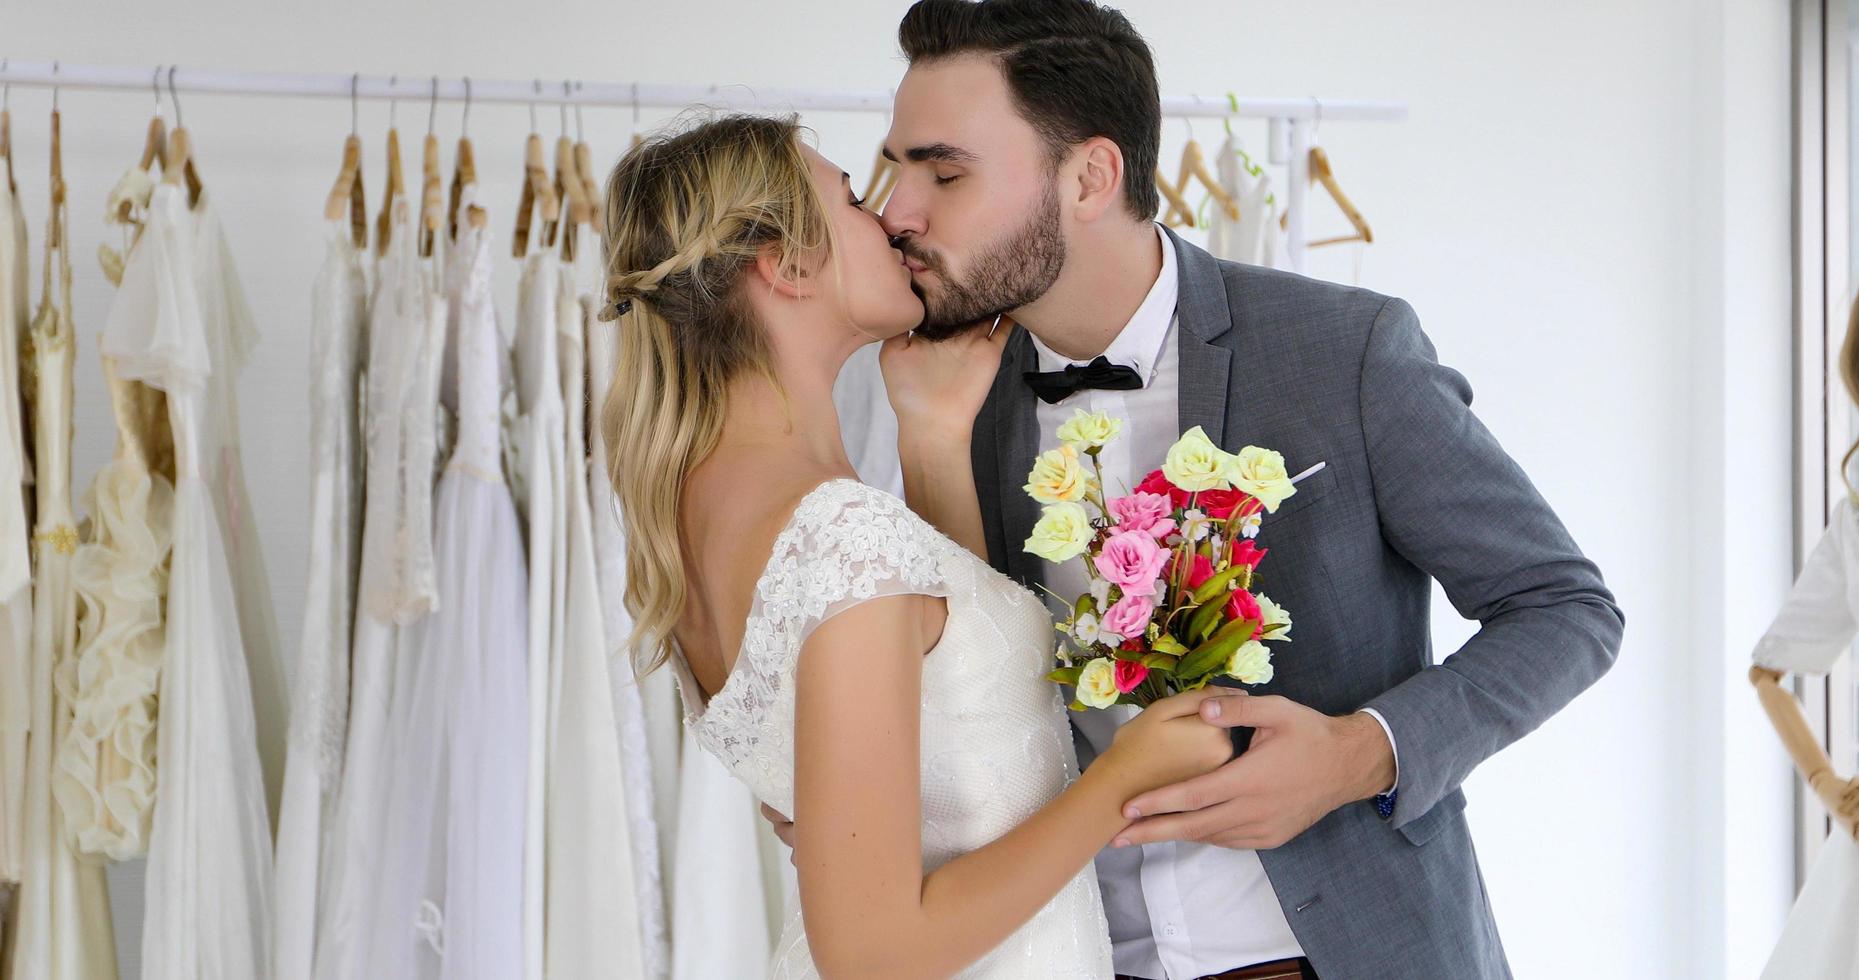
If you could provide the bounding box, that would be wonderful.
[1230,540,1268,570]
[1227,588,1264,636]
[1113,660,1150,694]
[1136,468,1189,509]
[1197,488,1248,520]
[1173,552,1216,590]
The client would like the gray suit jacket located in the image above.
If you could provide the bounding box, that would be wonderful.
[970,229,1624,979]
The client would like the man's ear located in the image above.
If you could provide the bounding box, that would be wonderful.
[1071,135,1127,223]
[751,243,812,300]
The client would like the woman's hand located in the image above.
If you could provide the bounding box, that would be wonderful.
[1094,687,1234,799]
[879,315,1014,446]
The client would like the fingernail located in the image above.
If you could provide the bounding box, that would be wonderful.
[1124,806,1141,819]
[1112,838,1130,848]
[1204,699,1222,719]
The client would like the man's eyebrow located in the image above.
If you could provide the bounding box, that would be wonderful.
[883,142,979,164]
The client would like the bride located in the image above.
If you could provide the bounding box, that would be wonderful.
[597,113,1233,978]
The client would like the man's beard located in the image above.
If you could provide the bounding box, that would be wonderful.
[904,182,1065,341]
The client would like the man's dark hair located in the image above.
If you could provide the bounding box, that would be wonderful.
[899,0,1161,222]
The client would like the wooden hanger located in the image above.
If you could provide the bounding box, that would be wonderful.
[552,86,592,259]
[512,83,562,258]
[862,145,899,212]
[160,68,203,208]
[323,134,367,248]
[417,77,444,257]
[374,79,408,256]
[1283,145,1373,247]
[1156,139,1238,228]
[448,77,486,239]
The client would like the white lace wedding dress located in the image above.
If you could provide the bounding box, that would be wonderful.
[667,479,1112,979]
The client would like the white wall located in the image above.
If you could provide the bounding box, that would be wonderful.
[3,1,1799,976]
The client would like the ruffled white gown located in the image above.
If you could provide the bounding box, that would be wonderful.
[543,233,650,977]
[357,196,528,980]
[5,173,120,980]
[667,480,1112,978]
[0,157,33,892]
[1755,495,1859,979]
[56,353,172,864]
[273,217,368,980]
[312,195,447,980]
[102,183,275,980]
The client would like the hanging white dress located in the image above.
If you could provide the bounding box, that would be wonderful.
[1755,495,1859,980]
[544,242,649,978]
[359,197,528,980]
[584,272,672,980]
[511,242,562,980]
[101,182,274,980]
[312,196,446,980]
[1206,135,1290,271]
[5,177,120,980]
[273,217,368,980]
[0,170,33,890]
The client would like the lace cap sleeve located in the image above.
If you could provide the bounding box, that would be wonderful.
[1754,496,1859,675]
[754,481,955,658]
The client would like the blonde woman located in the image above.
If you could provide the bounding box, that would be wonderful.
[598,114,1231,978]
[1749,297,1859,979]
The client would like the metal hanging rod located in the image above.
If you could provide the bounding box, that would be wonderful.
[0,59,1408,122]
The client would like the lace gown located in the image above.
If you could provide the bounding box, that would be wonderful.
[273,217,368,980]
[313,195,447,980]
[668,479,1112,979]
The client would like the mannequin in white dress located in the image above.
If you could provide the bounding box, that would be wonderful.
[596,116,1232,978]
[1750,301,1859,980]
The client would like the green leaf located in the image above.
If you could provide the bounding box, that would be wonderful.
[1073,592,1096,619]
[1068,700,1088,712]
[1186,600,1225,646]
[1190,565,1246,604]
[1176,617,1258,679]
[1152,634,1188,656]
[1110,645,1145,662]
[1139,652,1179,671]
[1047,666,1083,686]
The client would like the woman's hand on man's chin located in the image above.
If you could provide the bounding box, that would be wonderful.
[880,314,1015,446]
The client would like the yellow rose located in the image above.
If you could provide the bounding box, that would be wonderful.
[1256,594,1292,642]
[1024,444,1097,504]
[1077,658,1120,708]
[1225,641,1275,685]
[1226,445,1296,513]
[1056,409,1124,451]
[1162,425,1232,493]
[1024,502,1095,563]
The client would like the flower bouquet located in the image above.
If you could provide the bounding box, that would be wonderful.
[1022,411,1311,710]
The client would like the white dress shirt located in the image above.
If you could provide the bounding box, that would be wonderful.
[1026,225,1396,979]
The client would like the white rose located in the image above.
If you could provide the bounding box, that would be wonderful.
[1077,658,1120,708]
[1056,409,1124,451]
[1225,641,1275,685]
[1024,502,1095,563]
[1024,444,1098,504]
[1256,594,1292,642]
[1162,426,1233,493]
[1226,445,1297,513]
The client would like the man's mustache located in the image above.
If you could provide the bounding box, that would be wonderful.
[895,240,944,275]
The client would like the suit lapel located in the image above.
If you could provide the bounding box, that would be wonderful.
[994,325,1044,587]
[1167,227,1235,446]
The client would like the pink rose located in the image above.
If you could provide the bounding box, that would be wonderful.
[1107,492,1177,541]
[1100,593,1156,643]
[1093,530,1169,597]
[1114,660,1150,694]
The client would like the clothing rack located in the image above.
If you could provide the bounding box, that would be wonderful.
[0,59,1407,271]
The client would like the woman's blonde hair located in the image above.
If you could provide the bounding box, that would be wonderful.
[597,113,834,676]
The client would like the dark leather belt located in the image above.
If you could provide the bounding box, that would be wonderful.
[1118,957,1316,980]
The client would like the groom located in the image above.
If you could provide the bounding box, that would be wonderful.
[869,2,1618,978]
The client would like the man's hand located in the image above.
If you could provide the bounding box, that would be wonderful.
[761,803,796,860]
[1112,694,1397,851]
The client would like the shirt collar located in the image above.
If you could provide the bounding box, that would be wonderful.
[1029,222,1178,383]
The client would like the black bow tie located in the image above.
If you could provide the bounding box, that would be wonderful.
[1022,356,1144,405]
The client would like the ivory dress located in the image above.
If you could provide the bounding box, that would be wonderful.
[668,479,1113,978]
[102,182,275,980]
